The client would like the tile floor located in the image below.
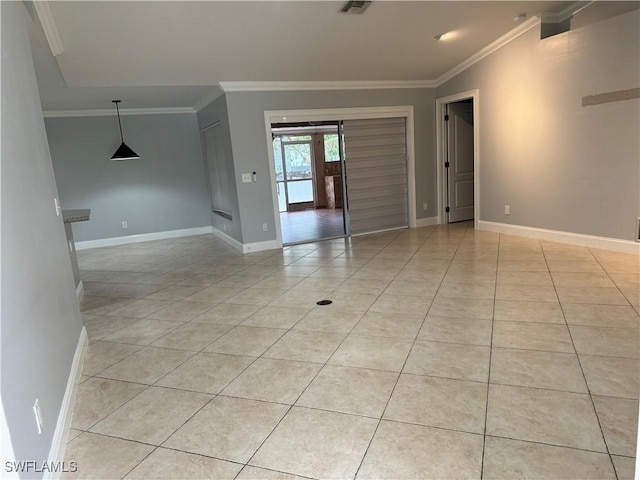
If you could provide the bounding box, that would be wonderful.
[66,223,639,479]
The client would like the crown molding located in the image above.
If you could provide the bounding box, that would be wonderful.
[434,16,541,87]
[540,1,591,23]
[219,80,436,93]
[43,107,195,118]
[32,1,64,56]
[193,88,225,111]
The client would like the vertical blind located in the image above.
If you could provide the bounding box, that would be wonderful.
[342,117,408,235]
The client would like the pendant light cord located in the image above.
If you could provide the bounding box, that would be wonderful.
[113,100,125,142]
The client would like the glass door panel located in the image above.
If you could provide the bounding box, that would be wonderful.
[287,180,313,203]
[283,143,312,180]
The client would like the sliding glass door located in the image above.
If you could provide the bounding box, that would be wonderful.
[273,135,315,212]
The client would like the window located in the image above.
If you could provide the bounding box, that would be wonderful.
[323,134,340,162]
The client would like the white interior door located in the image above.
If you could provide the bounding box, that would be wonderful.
[446,102,474,223]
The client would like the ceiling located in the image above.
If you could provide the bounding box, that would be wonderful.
[29,1,635,112]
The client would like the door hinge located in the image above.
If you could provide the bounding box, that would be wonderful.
[445,206,450,213]
[444,114,449,121]
[445,162,450,168]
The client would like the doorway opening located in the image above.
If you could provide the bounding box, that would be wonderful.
[271,122,347,245]
[436,91,480,229]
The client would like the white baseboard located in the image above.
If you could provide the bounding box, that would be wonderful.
[415,216,440,228]
[45,327,88,480]
[243,240,280,254]
[74,226,213,250]
[478,221,640,254]
[210,226,244,252]
[75,280,84,299]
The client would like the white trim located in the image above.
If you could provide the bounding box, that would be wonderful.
[479,221,640,254]
[436,90,480,230]
[42,107,195,118]
[74,226,213,251]
[264,106,417,249]
[210,226,244,252]
[220,80,435,93]
[75,280,84,300]
[434,16,540,87]
[45,327,87,480]
[193,89,225,111]
[243,240,281,254]
[352,226,408,237]
[415,216,440,228]
[32,1,64,56]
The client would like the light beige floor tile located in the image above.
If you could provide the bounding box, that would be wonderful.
[98,346,194,384]
[68,428,82,441]
[183,286,244,303]
[384,374,487,433]
[292,277,345,292]
[496,284,558,302]
[429,296,494,320]
[150,322,231,351]
[250,407,377,479]
[486,384,607,451]
[357,420,483,479]
[612,456,636,480]
[263,330,345,363]
[328,334,413,372]
[436,280,495,299]
[155,352,254,394]
[562,303,640,328]
[404,341,490,382]
[383,279,440,297]
[557,286,629,305]
[570,325,639,358]
[236,466,306,480]
[125,447,242,480]
[71,378,146,430]
[320,291,380,314]
[242,306,311,329]
[498,259,549,272]
[293,309,363,334]
[482,436,615,480]
[592,395,639,456]
[83,316,138,341]
[215,275,265,289]
[146,301,212,321]
[369,294,432,317]
[580,355,639,399]
[63,432,154,480]
[252,275,304,289]
[107,299,174,318]
[351,311,424,339]
[417,315,492,346]
[494,299,565,323]
[144,285,204,301]
[192,303,261,325]
[296,365,397,418]
[496,270,553,286]
[89,386,211,445]
[490,348,587,393]
[269,290,326,308]
[493,321,574,353]
[163,396,288,463]
[551,271,617,288]
[205,326,287,357]
[102,319,183,345]
[222,358,321,404]
[226,288,288,306]
[82,341,142,376]
[338,277,393,295]
[546,260,604,273]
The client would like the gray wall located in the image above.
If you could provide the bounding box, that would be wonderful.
[1,2,83,473]
[225,89,436,244]
[437,10,640,241]
[45,113,211,242]
[197,95,243,242]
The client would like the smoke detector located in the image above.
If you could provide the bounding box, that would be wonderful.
[338,1,372,14]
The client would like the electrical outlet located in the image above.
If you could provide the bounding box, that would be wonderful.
[262,223,268,232]
[504,205,510,215]
[121,221,128,229]
[423,202,428,211]
[241,173,252,183]
[33,399,43,435]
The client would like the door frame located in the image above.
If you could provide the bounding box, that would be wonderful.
[264,106,417,248]
[436,90,480,230]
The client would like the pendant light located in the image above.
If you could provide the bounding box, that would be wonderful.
[110,100,140,161]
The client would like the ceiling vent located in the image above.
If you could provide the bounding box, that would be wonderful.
[338,1,372,14]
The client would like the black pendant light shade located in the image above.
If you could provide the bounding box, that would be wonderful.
[110,100,140,161]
